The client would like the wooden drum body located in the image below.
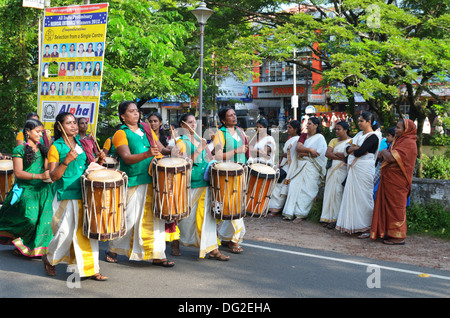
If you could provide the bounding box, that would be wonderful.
[151,157,192,221]
[245,162,279,217]
[210,162,247,220]
[81,169,127,240]
[0,160,14,204]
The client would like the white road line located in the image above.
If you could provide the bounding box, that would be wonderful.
[241,242,450,281]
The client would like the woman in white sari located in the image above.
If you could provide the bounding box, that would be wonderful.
[336,112,381,238]
[249,118,276,165]
[267,120,301,217]
[282,117,327,224]
[320,121,352,228]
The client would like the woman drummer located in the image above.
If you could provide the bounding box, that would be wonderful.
[105,101,174,267]
[175,113,229,261]
[212,107,248,254]
[43,112,107,281]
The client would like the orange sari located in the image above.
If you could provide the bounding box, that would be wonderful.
[370,119,417,240]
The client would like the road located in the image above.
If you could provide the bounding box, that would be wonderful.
[0,239,449,302]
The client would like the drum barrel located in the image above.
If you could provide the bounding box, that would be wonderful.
[209,162,247,220]
[151,157,192,221]
[81,170,127,240]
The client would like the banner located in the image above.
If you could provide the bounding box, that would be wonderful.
[38,3,109,137]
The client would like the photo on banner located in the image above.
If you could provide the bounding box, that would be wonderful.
[37,3,109,137]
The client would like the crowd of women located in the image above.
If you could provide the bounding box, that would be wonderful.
[268,111,418,245]
[0,105,417,282]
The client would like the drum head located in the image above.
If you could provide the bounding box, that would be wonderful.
[155,157,190,173]
[212,162,243,176]
[0,160,13,171]
[87,169,123,182]
[249,163,276,178]
[214,162,242,171]
[0,159,14,170]
[157,157,187,167]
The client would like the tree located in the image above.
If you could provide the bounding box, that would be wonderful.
[216,0,449,176]
[103,0,197,109]
[0,1,41,153]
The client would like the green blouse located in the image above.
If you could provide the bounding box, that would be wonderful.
[117,124,154,187]
[11,145,45,187]
[219,126,247,164]
[178,135,209,188]
[51,138,88,201]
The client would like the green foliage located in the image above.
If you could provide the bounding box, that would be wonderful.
[222,0,449,174]
[100,0,198,120]
[429,102,450,156]
[307,194,450,240]
[0,1,40,153]
[307,194,324,223]
[406,202,450,239]
[418,154,450,179]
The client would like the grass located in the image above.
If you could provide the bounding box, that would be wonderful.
[307,195,450,240]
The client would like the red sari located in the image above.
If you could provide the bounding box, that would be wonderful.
[370,119,417,240]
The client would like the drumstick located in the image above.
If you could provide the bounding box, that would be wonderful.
[170,125,176,141]
[181,121,202,141]
[57,121,72,150]
[247,127,258,146]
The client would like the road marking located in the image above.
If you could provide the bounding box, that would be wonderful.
[241,242,450,281]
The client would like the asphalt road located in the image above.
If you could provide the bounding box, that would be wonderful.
[0,239,449,303]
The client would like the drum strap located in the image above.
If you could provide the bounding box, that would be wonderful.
[141,122,156,147]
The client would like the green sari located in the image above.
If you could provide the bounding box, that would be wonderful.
[0,145,54,257]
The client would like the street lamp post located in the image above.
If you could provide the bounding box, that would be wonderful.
[191,2,214,135]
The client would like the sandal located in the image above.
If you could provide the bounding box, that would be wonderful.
[383,239,405,245]
[292,217,304,224]
[152,259,175,267]
[105,250,117,263]
[327,222,336,229]
[228,243,243,254]
[266,212,279,218]
[208,250,230,261]
[42,255,56,276]
[357,232,370,239]
[91,273,108,281]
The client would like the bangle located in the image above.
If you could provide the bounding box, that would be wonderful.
[32,173,35,180]
[61,161,68,166]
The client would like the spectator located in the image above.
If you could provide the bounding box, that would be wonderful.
[282,117,327,223]
[370,119,417,245]
[335,112,381,238]
[267,120,301,217]
[320,121,352,229]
